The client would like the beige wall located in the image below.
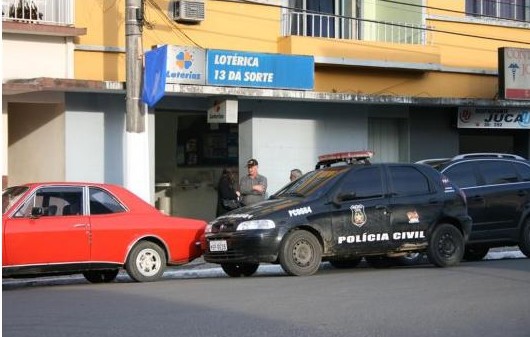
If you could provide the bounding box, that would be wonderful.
[2,33,73,80]
[8,103,65,185]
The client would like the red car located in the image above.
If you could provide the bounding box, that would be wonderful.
[2,182,206,283]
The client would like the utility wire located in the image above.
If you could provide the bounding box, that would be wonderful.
[380,0,530,25]
[144,0,204,48]
[226,0,530,45]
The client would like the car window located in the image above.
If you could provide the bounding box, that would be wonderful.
[14,186,83,217]
[478,161,519,185]
[442,163,477,188]
[89,187,126,215]
[337,166,383,199]
[389,166,430,196]
[272,167,348,198]
[2,186,29,214]
[514,162,530,181]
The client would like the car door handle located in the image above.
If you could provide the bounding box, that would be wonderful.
[376,205,391,215]
[73,223,87,228]
[517,190,528,197]
[469,196,484,201]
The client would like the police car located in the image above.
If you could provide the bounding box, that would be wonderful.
[204,151,472,277]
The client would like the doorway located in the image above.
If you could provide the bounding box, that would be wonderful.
[154,111,239,221]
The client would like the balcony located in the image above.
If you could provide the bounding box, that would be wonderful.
[282,12,432,45]
[2,0,74,26]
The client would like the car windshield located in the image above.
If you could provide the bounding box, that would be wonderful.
[2,186,29,214]
[271,167,348,199]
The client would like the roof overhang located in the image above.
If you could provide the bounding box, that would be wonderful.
[3,77,529,108]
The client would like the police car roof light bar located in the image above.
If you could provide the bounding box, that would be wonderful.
[316,150,374,169]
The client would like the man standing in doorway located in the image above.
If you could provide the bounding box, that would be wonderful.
[240,158,267,206]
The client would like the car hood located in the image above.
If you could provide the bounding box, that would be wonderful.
[214,198,302,223]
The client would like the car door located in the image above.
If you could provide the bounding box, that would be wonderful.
[386,165,436,250]
[87,186,130,262]
[441,161,488,240]
[3,186,90,266]
[474,160,526,240]
[330,166,391,256]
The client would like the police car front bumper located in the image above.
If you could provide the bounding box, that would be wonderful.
[203,229,282,264]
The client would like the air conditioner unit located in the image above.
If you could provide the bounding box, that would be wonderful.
[172,0,205,23]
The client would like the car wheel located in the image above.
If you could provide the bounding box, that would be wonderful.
[519,219,530,258]
[221,263,259,277]
[279,230,322,276]
[427,224,464,267]
[395,252,425,266]
[463,246,489,261]
[125,241,166,282]
[328,257,362,269]
[365,256,395,268]
[83,269,119,283]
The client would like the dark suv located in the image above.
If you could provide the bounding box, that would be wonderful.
[420,153,530,260]
[204,152,472,277]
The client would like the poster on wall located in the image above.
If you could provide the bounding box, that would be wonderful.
[499,47,530,100]
[458,107,530,129]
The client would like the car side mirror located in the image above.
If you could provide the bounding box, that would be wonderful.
[31,207,43,218]
[338,192,357,202]
[331,192,357,206]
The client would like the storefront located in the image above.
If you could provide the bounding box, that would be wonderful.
[457,107,530,155]
[140,45,530,221]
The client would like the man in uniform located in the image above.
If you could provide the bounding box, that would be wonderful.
[240,158,267,206]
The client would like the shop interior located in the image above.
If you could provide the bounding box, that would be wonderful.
[155,111,239,221]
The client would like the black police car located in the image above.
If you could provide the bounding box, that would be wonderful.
[204,151,472,277]
[420,153,530,261]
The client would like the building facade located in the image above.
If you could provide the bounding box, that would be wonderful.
[2,0,530,221]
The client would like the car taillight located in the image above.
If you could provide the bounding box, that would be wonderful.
[442,175,467,204]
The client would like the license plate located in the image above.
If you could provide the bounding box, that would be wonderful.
[209,240,228,252]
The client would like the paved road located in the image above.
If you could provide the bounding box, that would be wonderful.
[3,254,529,337]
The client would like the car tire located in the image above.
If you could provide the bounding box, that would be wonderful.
[365,256,395,268]
[221,263,259,277]
[463,246,489,261]
[82,269,119,283]
[395,252,425,266]
[519,219,530,258]
[427,224,464,267]
[279,230,322,276]
[125,241,166,282]
[328,257,362,269]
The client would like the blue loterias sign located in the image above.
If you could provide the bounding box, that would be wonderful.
[206,49,314,90]
[142,46,315,107]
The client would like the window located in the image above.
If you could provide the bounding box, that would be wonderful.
[289,0,360,39]
[514,162,530,181]
[389,166,430,196]
[339,167,384,199]
[478,161,519,185]
[443,163,478,188]
[89,187,126,215]
[14,186,83,217]
[466,0,529,21]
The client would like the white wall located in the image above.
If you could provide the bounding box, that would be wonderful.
[2,34,71,80]
[65,94,125,185]
[242,105,369,195]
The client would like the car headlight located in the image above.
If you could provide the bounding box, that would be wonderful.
[205,224,213,233]
[236,219,275,231]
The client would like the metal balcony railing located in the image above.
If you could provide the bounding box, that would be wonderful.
[282,12,432,45]
[2,0,74,25]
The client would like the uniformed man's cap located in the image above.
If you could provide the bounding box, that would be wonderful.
[247,159,258,167]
